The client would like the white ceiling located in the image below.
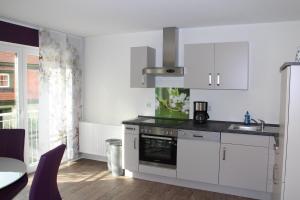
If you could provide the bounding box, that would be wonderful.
[1,0,300,37]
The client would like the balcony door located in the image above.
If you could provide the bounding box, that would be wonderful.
[0,41,39,171]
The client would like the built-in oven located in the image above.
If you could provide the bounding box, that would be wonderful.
[139,126,177,169]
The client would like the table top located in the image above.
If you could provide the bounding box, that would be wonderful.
[0,157,27,189]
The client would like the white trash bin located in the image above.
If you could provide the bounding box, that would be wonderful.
[105,139,121,171]
[110,142,123,176]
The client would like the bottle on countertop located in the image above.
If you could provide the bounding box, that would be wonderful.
[244,111,251,125]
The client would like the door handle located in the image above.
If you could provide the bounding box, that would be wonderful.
[208,73,212,86]
[134,138,137,149]
[217,73,220,86]
[222,147,226,160]
[141,134,172,141]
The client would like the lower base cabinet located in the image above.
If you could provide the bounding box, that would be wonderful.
[124,125,139,172]
[219,143,269,192]
[123,126,273,195]
[177,131,220,184]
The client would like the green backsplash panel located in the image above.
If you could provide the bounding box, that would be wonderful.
[155,88,190,119]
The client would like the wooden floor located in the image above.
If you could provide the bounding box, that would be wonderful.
[16,159,254,200]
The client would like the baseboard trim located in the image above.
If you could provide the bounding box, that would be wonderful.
[79,153,107,162]
[126,170,271,200]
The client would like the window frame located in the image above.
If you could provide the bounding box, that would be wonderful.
[0,73,10,88]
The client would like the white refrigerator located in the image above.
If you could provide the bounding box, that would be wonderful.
[272,63,300,200]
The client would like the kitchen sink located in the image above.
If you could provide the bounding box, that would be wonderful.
[228,124,279,133]
[229,124,260,131]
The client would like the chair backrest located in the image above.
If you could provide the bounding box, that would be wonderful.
[29,144,66,200]
[0,129,25,161]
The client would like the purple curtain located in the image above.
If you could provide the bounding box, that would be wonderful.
[0,20,39,47]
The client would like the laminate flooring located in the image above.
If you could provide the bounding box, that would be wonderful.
[15,159,255,200]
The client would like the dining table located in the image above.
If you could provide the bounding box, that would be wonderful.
[0,157,27,190]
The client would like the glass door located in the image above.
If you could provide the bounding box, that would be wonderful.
[0,46,20,130]
[24,50,39,169]
[0,42,39,171]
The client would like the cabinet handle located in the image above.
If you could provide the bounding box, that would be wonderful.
[193,134,203,138]
[222,147,226,160]
[126,127,135,131]
[142,75,145,85]
[273,164,279,184]
[134,138,137,149]
[141,134,172,141]
[217,73,220,86]
[208,73,212,86]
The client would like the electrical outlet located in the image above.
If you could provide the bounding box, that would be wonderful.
[146,102,152,108]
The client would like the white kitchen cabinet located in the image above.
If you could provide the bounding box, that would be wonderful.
[219,134,269,192]
[184,42,249,90]
[124,125,139,172]
[184,43,214,89]
[177,130,220,184]
[273,64,300,200]
[130,46,155,88]
[215,42,249,90]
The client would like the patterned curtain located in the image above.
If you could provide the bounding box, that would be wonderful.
[39,30,83,160]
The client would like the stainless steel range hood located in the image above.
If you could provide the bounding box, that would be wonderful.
[142,27,184,76]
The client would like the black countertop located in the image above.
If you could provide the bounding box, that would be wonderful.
[122,116,279,137]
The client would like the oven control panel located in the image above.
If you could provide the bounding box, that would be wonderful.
[140,126,178,137]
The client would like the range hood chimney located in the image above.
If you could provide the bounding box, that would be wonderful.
[142,27,184,76]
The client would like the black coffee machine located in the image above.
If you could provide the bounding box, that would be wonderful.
[193,101,209,124]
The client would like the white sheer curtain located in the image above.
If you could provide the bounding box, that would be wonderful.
[39,30,83,160]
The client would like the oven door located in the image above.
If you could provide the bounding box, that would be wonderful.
[139,134,177,168]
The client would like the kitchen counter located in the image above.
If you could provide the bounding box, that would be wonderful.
[122,116,279,137]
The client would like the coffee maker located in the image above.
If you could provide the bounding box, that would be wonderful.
[193,101,209,124]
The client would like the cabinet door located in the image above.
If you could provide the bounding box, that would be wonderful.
[124,126,139,172]
[219,144,268,191]
[184,43,214,89]
[130,47,155,88]
[177,136,220,184]
[215,42,249,90]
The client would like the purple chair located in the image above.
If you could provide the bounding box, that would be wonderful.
[29,144,66,200]
[0,129,28,200]
[0,129,26,161]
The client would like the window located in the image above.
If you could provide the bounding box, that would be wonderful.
[0,73,9,88]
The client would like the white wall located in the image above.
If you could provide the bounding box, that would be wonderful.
[84,21,300,126]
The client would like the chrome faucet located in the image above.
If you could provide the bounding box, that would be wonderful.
[251,119,265,132]
[251,118,258,124]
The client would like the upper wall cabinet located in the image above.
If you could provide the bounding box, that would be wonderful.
[215,42,249,90]
[184,43,215,89]
[184,42,249,90]
[130,46,155,88]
